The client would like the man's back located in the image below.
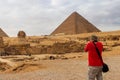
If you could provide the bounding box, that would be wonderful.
[84,41,103,66]
[85,35,103,80]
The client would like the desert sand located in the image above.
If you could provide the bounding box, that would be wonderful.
[0,50,120,80]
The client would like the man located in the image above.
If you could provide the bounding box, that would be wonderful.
[84,35,103,80]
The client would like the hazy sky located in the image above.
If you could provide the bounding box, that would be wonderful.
[0,0,120,36]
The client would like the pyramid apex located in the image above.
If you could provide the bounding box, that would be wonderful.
[71,11,79,15]
[73,11,78,13]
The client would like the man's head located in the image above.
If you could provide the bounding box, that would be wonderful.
[90,35,98,42]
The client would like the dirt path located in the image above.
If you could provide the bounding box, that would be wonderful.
[0,55,119,80]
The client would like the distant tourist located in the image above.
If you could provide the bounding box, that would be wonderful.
[84,35,103,80]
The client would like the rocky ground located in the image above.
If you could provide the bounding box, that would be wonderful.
[0,51,119,80]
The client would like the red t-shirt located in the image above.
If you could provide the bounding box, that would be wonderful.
[84,41,103,66]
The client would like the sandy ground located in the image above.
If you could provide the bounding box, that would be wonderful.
[0,52,119,80]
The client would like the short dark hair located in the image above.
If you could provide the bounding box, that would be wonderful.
[91,35,98,42]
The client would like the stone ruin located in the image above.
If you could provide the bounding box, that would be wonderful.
[0,30,120,56]
[0,37,4,47]
[17,31,26,38]
[0,37,5,56]
[22,40,85,55]
[3,31,31,56]
[0,62,12,72]
[17,30,27,43]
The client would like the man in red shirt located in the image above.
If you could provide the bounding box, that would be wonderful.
[84,35,103,80]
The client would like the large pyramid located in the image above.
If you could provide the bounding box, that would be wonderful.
[51,12,101,35]
[0,28,8,37]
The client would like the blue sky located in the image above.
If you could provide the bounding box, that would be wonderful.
[0,0,120,36]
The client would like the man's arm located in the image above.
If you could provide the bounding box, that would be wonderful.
[84,43,89,52]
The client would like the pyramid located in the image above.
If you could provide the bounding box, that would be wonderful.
[51,12,101,35]
[0,28,9,37]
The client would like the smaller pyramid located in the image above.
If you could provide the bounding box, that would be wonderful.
[0,28,9,37]
[51,12,101,35]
